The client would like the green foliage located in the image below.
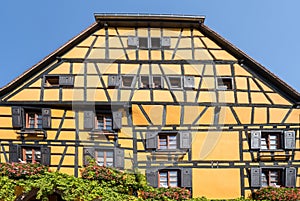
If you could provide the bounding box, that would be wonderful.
[252,186,300,201]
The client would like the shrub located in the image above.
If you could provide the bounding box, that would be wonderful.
[252,186,300,201]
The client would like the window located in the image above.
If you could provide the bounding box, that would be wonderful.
[127,36,171,49]
[140,76,150,88]
[261,169,282,187]
[122,76,134,88]
[44,76,59,87]
[95,150,114,167]
[146,168,192,188]
[168,77,182,89]
[250,130,295,150]
[84,111,122,130]
[83,147,124,169]
[251,167,296,188]
[146,131,191,150]
[159,170,179,187]
[23,147,42,163]
[12,107,51,130]
[217,77,233,90]
[95,114,113,130]
[9,144,50,165]
[44,75,74,87]
[158,134,177,150]
[26,111,42,129]
[153,76,163,89]
[261,132,281,150]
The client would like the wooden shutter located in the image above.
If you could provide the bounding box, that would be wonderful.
[114,148,124,169]
[285,167,296,187]
[41,146,51,166]
[184,76,195,89]
[161,37,171,48]
[251,131,261,149]
[250,167,261,187]
[113,111,122,130]
[84,111,95,130]
[59,75,74,86]
[83,147,95,165]
[108,75,120,87]
[9,144,21,162]
[181,168,192,187]
[42,108,51,129]
[128,36,138,47]
[12,107,23,128]
[146,132,157,149]
[179,131,191,149]
[146,169,158,187]
[284,131,295,149]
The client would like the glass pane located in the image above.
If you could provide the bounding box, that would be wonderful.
[106,151,113,157]
[261,138,267,150]
[139,37,148,49]
[97,117,104,130]
[169,77,181,88]
[122,76,134,87]
[141,76,150,88]
[261,172,268,187]
[151,38,161,49]
[153,77,162,88]
[105,117,112,130]
[37,114,42,128]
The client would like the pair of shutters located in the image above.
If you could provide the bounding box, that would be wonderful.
[9,144,51,166]
[250,167,296,188]
[83,147,124,169]
[146,131,191,149]
[84,111,122,130]
[12,107,51,129]
[146,168,192,188]
[250,130,295,149]
[128,36,171,48]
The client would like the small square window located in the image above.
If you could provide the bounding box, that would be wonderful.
[44,76,59,87]
[95,114,113,130]
[151,38,161,49]
[158,133,177,150]
[261,169,283,187]
[153,76,163,89]
[25,110,42,129]
[261,132,282,150]
[139,37,148,49]
[22,147,42,163]
[168,77,182,89]
[96,150,114,167]
[140,76,150,89]
[217,77,233,90]
[122,76,134,88]
[159,170,179,187]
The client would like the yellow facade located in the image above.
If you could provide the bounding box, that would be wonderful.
[0,14,299,199]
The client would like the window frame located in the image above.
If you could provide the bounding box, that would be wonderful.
[95,149,114,167]
[25,110,42,129]
[22,146,42,163]
[167,76,182,89]
[261,168,283,187]
[95,114,113,131]
[260,132,282,151]
[44,75,59,87]
[158,169,180,188]
[158,133,178,150]
[217,77,233,90]
[121,75,135,88]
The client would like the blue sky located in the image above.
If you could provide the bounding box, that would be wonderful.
[1,1,300,91]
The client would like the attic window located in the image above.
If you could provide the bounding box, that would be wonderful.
[45,76,59,87]
[217,77,233,90]
[139,37,148,49]
[168,77,182,89]
[127,36,170,49]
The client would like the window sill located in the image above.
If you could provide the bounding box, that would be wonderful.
[17,129,47,139]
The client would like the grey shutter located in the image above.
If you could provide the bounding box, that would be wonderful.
[146,132,157,149]
[181,168,192,187]
[41,146,51,166]
[184,76,195,89]
[161,37,171,48]
[146,169,158,187]
[42,108,51,129]
[285,167,296,187]
[108,75,121,87]
[251,131,261,149]
[284,131,295,149]
[113,111,122,130]
[84,111,95,130]
[59,75,74,86]
[9,144,20,162]
[114,148,124,169]
[128,36,138,47]
[12,107,23,128]
[83,147,95,165]
[179,131,191,149]
[250,168,261,187]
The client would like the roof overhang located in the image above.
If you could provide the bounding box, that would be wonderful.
[94,13,205,28]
